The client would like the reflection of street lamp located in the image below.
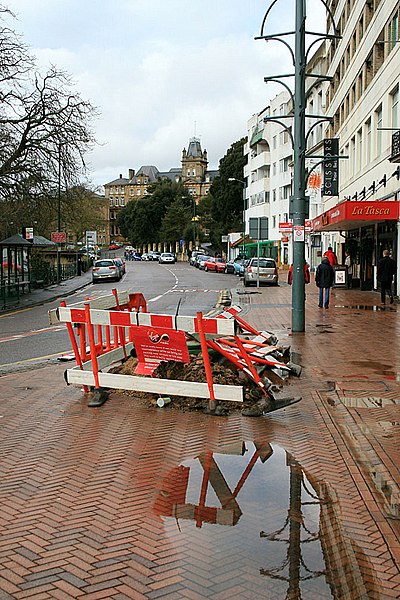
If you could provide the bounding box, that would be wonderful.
[57,143,62,284]
[228,178,246,257]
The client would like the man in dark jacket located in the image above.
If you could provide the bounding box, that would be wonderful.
[377,250,396,304]
[315,257,334,308]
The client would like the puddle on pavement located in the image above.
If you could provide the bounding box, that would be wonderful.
[347,360,400,379]
[154,442,372,598]
[334,304,396,311]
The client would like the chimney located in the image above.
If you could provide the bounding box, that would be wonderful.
[128,169,135,180]
[119,173,122,179]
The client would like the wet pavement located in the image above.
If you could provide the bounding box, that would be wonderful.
[0,276,399,598]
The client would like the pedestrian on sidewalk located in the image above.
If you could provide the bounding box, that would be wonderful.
[377,249,396,305]
[323,246,338,266]
[287,262,310,285]
[316,257,334,308]
[344,250,353,288]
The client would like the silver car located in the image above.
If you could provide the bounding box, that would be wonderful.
[243,257,279,287]
[92,259,120,283]
[159,252,176,264]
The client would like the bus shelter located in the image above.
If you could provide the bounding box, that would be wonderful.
[0,234,31,309]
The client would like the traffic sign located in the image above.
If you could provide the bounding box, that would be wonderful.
[51,231,66,243]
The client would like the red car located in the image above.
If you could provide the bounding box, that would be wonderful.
[215,258,227,273]
[108,243,119,250]
[204,257,226,272]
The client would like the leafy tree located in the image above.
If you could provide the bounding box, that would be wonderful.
[159,196,191,243]
[0,6,97,201]
[117,180,190,244]
[208,137,247,250]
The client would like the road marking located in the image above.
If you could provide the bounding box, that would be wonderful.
[0,350,69,368]
[0,307,34,318]
[0,326,65,344]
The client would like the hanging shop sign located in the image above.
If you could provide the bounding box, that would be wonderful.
[323,138,339,197]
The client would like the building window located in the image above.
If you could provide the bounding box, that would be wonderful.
[272,216,276,228]
[376,105,383,156]
[391,86,399,128]
[109,197,114,206]
[192,169,196,176]
[273,162,277,176]
[130,188,134,196]
[137,189,141,195]
[272,189,276,202]
[365,118,372,164]
[351,136,356,175]
[187,169,190,176]
[357,128,362,172]
[273,136,277,149]
[115,198,119,206]
[120,198,125,207]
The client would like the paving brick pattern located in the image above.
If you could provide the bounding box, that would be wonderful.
[0,281,399,598]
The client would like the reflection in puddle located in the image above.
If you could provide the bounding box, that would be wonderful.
[334,304,396,311]
[154,442,370,598]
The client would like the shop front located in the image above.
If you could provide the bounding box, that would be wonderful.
[312,200,400,293]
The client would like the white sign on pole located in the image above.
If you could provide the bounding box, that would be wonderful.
[86,230,97,246]
[293,225,305,242]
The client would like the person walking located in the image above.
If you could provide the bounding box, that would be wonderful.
[323,246,338,266]
[377,249,396,305]
[315,257,334,308]
[344,250,353,288]
[287,262,310,285]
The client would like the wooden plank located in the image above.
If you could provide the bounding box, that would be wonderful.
[66,367,243,402]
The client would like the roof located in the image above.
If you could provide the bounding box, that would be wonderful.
[186,137,203,158]
[0,234,32,246]
[31,235,56,247]
[104,176,129,186]
[133,165,160,182]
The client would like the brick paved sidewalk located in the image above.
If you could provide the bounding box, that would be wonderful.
[0,279,399,599]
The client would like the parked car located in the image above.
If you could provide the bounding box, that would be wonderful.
[108,243,119,250]
[114,257,126,276]
[149,251,161,261]
[243,257,279,287]
[225,257,247,276]
[203,257,216,271]
[214,258,227,273]
[189,250,203,266]
[131,253,142,261]
[124,245,134,252]
[197,255,209,270]
[92,259,120,283]
[159,252,176,264]
[141,253,151,260]
[193,254,208,268]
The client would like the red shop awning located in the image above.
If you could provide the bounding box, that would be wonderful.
[312,200,400,232]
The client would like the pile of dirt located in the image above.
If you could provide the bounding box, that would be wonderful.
[109,354,275,414]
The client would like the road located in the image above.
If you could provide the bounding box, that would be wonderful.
[0,260,240,373]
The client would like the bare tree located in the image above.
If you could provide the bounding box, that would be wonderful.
[0,6,97,200]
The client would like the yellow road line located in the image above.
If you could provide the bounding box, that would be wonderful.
[0,307,34,318]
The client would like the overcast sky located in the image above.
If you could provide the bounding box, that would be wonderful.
[10,0,325,191]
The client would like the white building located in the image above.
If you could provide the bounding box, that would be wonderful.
[313,0,400,292]
[244,91,293,266]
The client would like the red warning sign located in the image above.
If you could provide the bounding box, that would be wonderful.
[131,325,190,375]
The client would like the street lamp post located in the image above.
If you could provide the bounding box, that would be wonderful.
[228,178,246,257]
